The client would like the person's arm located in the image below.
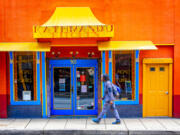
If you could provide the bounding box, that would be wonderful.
[107,83,114,104]
[98,89,105,104]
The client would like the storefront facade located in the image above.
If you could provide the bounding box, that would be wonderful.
[0,0,179,118]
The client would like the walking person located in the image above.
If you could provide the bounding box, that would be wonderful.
[92,74,121,124]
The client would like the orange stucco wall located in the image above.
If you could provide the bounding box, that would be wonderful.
[0,0,174,43]
[174,0,180,117]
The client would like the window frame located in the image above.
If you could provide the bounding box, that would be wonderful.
[10,52,41,105]
[110,50,139,105]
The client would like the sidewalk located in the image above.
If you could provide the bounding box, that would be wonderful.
[0,118,180,135]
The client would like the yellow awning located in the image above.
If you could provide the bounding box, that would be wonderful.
[98,41,157,51]
[42,7,104,26]
[33,7,114,38]
[0,42,50,52]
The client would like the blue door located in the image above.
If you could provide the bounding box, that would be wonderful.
[50,59,98,115]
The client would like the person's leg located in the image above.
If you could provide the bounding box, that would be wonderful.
[111,103,121,124]
[97,102,110,119]
[92,102,110,123]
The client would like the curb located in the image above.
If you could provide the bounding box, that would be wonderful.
[0,129,179,135]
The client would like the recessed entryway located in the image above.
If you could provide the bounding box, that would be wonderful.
[49,59,98,116]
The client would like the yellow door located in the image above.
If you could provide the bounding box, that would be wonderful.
[144,64,169,117]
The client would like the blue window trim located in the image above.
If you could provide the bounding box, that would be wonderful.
[102,51,106,103]
[110,50,140,105]
[9,52,41,105]
[101,51,106,117]
[109,51,112,82]
[42,52,47,118]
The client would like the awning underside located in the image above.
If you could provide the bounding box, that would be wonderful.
[98,41,157,51]
[0,41,157,52]
[0,42,50,52]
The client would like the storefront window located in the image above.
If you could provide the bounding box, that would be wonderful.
[76,67,95,110]
[14,52,37,101]
[113,51,135,101]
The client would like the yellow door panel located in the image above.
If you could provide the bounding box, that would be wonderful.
[144,64,169,117]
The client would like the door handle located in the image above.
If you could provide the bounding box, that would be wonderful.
[165,91,169,94]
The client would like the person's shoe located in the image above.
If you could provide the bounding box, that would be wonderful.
[92,118,100,124]
[112,119,121,124]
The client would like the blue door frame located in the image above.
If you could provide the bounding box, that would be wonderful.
[50,59,98,115]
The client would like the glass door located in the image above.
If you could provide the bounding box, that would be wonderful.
[74,60,98,115]
[50,60,73,115]
[50,59,98,115]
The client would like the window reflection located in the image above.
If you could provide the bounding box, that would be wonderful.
[14,52,36,101]
[113,51,135,100]
[76,68,95,110]
[53,68,71,109]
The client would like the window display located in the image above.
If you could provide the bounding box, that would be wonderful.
[76,68,95,110]
[113,51,135,100]
[53,68,71,109]
[14,52,37,101]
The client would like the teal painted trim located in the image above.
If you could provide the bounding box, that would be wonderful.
[42,52,47,118]
[114,50,139,105]
[109,51,112,82]
[10,52,41,105]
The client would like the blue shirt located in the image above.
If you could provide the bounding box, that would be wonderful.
[102,81,115,102]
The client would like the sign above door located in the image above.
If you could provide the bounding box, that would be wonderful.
[33,7,114,38]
